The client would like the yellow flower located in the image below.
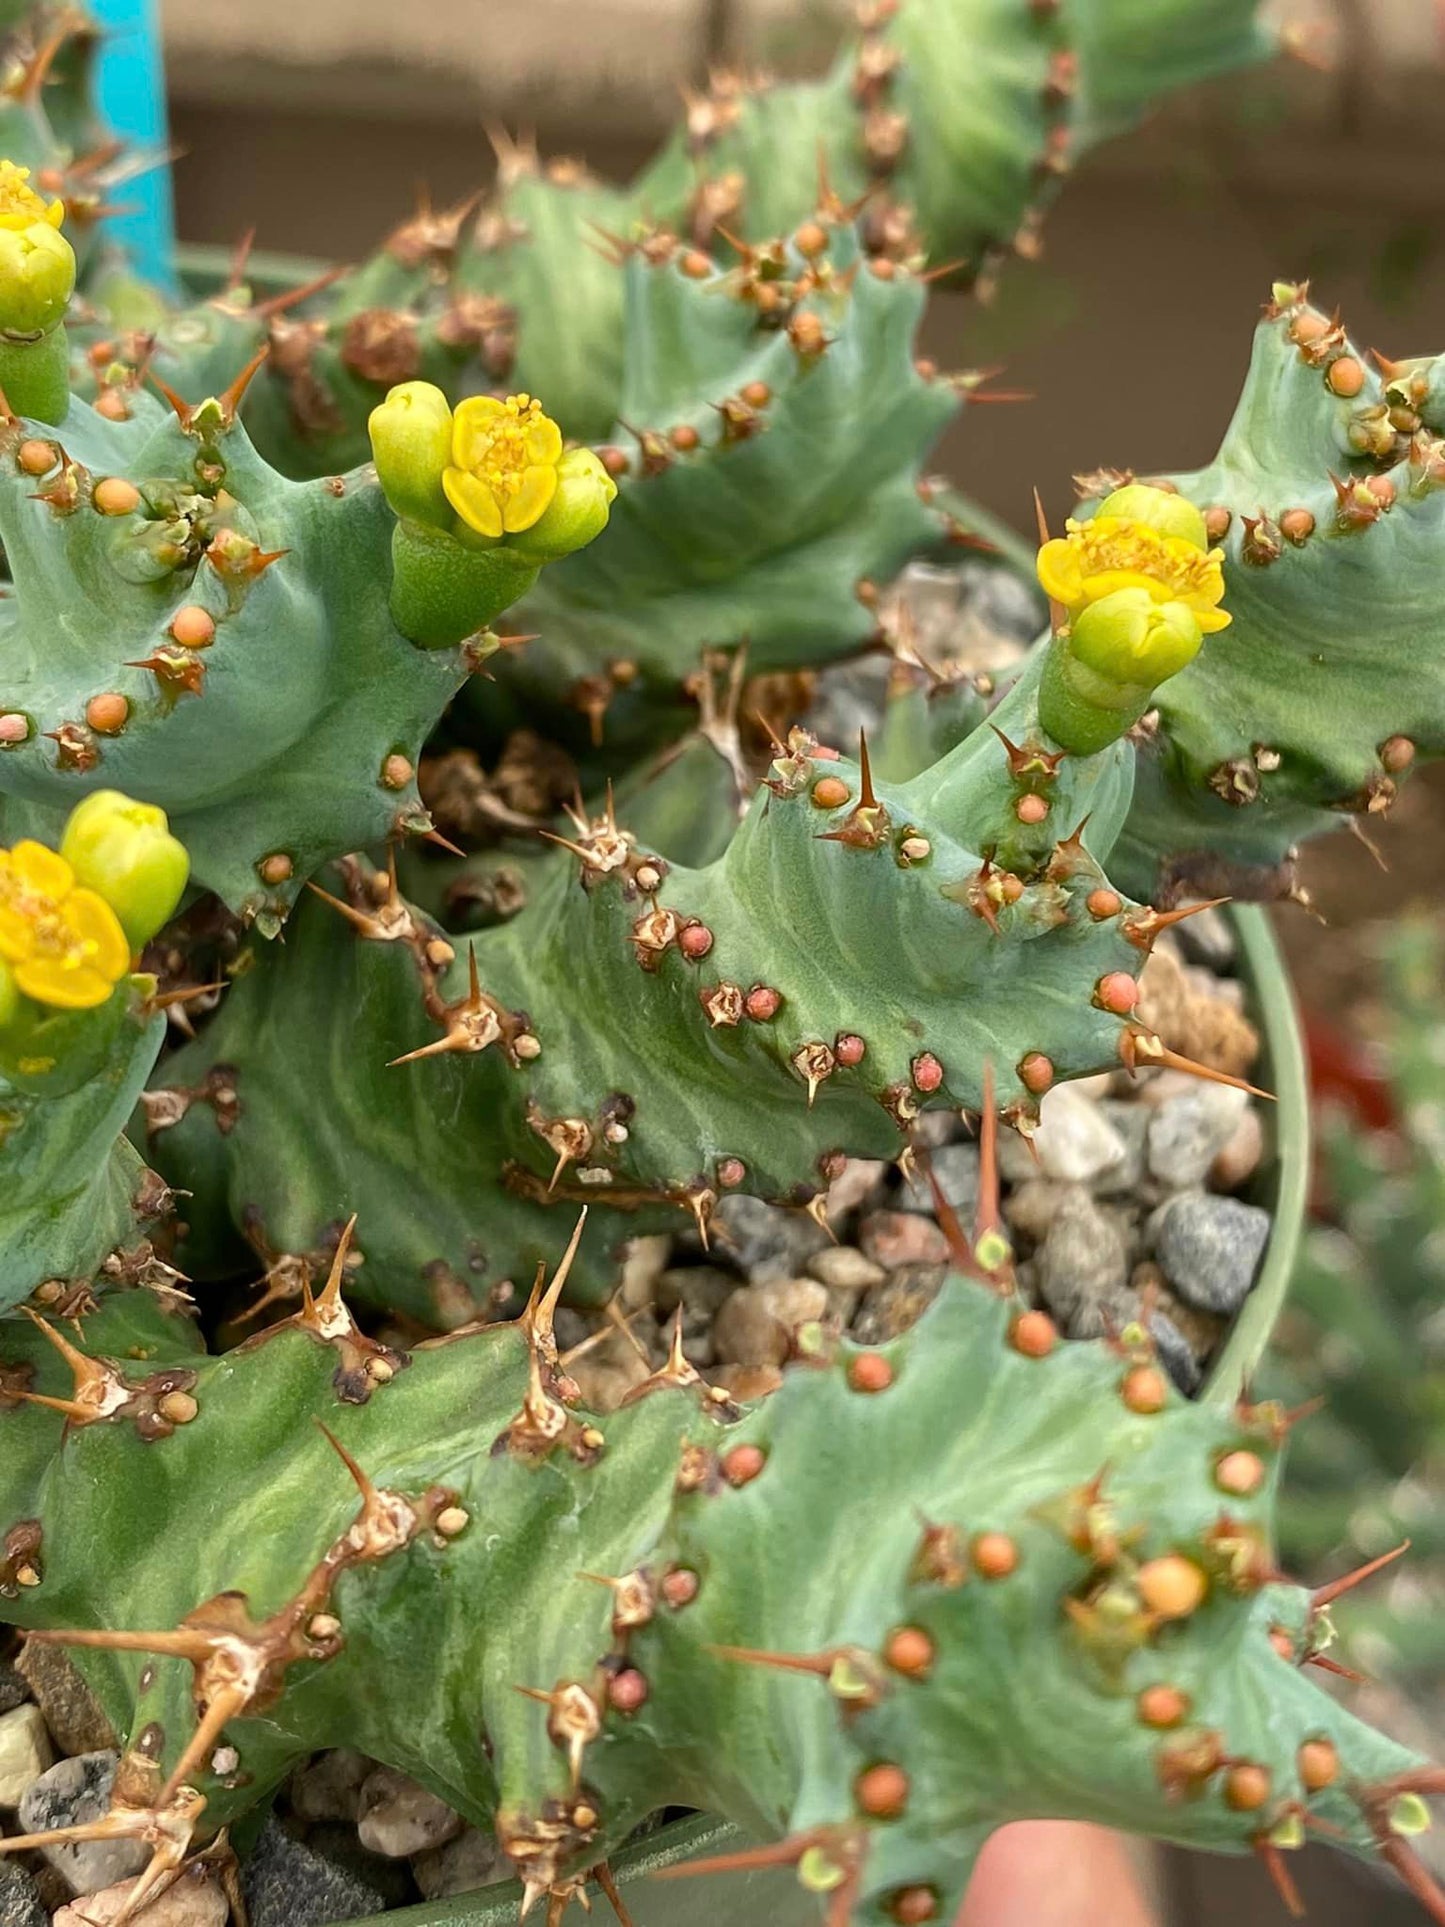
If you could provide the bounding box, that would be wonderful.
[0,161,64,232]
[443,393,565,540]
[0,839,130,1010]
[1036,516,1231,634]
[0,159,74,336]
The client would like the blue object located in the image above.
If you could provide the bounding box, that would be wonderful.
[89,0,177,290]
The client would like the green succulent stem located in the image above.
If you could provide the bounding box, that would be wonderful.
[0,322,68,424]
[387,518,542,649]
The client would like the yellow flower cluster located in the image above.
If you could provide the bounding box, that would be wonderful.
[0,840,129,1010]
[0,160,64,232]
[1036,514,1231,634]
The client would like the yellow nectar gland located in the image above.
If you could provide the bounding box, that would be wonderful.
[0,839,129,1009]
[0,161,64,233]
[443,393,564,540]
[1036,516,1230,634]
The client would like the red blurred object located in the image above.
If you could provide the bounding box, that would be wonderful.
[1303,1011,1396,1132]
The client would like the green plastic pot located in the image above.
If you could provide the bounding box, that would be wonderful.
[331,904,1307,1927]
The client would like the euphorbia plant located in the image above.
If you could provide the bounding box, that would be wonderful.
[2,3,1445,1923]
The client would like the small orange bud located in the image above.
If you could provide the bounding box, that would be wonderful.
[1018,1051,1054,1095]
[740,380,771,408]
[680,250,712,279]
[84,693,128,735]
[883,1626,934,1678]
[1121,1365,1168,1414]
[1379,734,1416,773]
[1009,1310,1057,1358]
[1137,1555,1206,1620]
[17,438,56,475]
[794,221,828,259]
[169,605,216,648]
[93,476,140,516]
[716,1156,746,1188]
[669,423,700,452]
[1297,1738,1338,1792]
[1214,1450,1265,1497]
[1095,971,1138,1015]
[678,921,714,961]
[971,1532,1019,1579]
[721,1442,766,1487]
[811,775,851,809]
[661,1567,699,1607]
[855,1762,909,1819]
[1326,356,1364,397]
[380,753,413,790]
[835,1032,867,1066]
[911,1051,944,1094]
[745,985,782,1022]
[1137,1683,1190,1729]
[889,1888,939,1924]
[847,1352,893,1394]
[1203,505,1231,542]
[94,389,131,422]
[258,852,293,886]
[1086,888,1122,920]
[1015,793,1049,825]
[1279,508,1315,544]
[608,1668,649,1713]
[1223,1763,1272,1812]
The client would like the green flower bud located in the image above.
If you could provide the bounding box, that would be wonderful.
[368,381,453,529]
[59,791,189,949]
[1097,483,1208,552]
[1069,586,1204,687]
[504,447,618,562]
[1039,588,1205,756]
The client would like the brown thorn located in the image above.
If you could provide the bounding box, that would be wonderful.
[156,1684,249,1807]
[305,881,379,935]
[252,263,349,319]
[974,1063,1003,1251]
[651,1833,821,1882]
[1121,1031,1275,1101]
[224,226,256,292]
[217,344,270,423]
[386,1032,465,1069]
[420,827,466,857]
[856,729,878,810]
[316,1215,358,1317]
[313,1417,377,1505]
[1033,487,1066,634]
[704,1643,836,1678]
[595,1861,636,1927]
[1311,1539,1410,1611]
[1378,1838,1445,1927]
[1305,1653,1367,1683]
[468,943,482,1005]
[148,981,226,1013]
[1255,1840,1305,1919]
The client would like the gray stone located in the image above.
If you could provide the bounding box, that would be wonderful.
[654,1266,734,1318]
[14,1642,114,1756]
[714,1279,827,1369]
[1211,1107,1266,1192]
[806,1246,885,1295]
[412,1825,507,1899]
[858,1211,950,1270]
[0,1666,28,1718]
[288,1747,373,1825]
[0,1860,45,1927]
[1152,1193,1271,1315]
[822,1159,889,1221]
[17,1753,147,1897]
[617,1234,671,1310]
[897,1142,979,1217]
[1002,1178,1078,1244]
[357,1766,464,1859]
[1150,1313,1204,1396]
[1092,1101,1151,1198]
[0,1704,52,1807]
[806,651,891,748]
[1037,1190,1134,1339]
[1146,1085,1250,1191]
[54,1866,227,1927]
[852,1265,946,1343]
[1031,1086,1128,1185]
[713,1194,829,1283]
[241,1815,388,1927]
